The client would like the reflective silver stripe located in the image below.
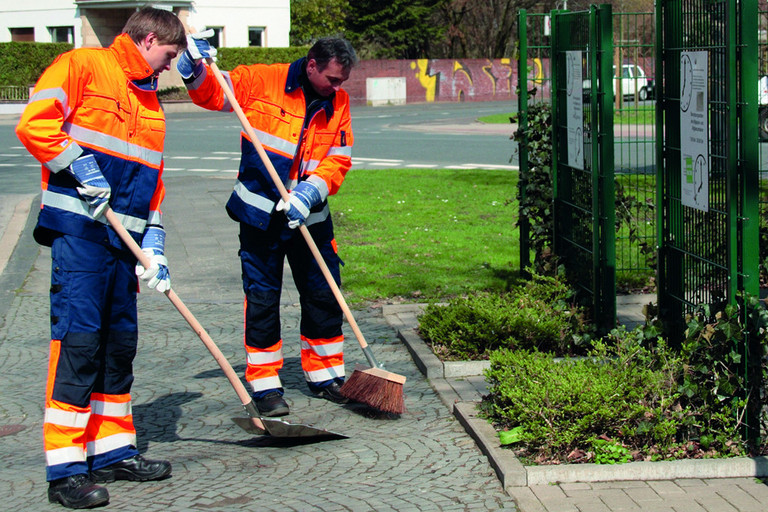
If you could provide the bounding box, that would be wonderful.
[42,189,91,217]
[285,178,299,190]
[186,66,207,91]
[147,210,163,227]
[301,339,344,357]
[247,375,283,393]
[301,159,319,174]
[90,399,131,418]
[234,181,275,214]
[44,408,90,429]
[29,87,69,116]
[46,446,86,466]
[304,365,345,383]
[42,190,147,236]
[47,142,83,173]
[86,432,136,457]
[327,145,352,157]
[64,122,163,167]
[305,204,330,227]
[250,127,297,157]
[112,211,147,235]
[246,348,283,365]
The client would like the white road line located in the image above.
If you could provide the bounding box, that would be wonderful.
[406,164,438,168]
[353,157,403,163]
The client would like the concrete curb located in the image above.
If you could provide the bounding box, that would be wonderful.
[383,303,768,488]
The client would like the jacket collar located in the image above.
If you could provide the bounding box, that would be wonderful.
[286,57,334,119]
[110,33,158,92]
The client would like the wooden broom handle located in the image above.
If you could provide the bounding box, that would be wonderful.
[206,59,379,364]
[104,208,266,431]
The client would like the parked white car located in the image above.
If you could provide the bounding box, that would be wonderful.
[759,75,768,140]
[583,64,654,101]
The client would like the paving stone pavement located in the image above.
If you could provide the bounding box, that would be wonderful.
[2,121,768,510]
[0,176,518,511]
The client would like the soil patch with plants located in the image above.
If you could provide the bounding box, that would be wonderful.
[418,275,768,466]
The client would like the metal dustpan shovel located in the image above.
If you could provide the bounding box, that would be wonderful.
[105,208,347,440]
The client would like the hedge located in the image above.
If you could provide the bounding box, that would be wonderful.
[0,42,73,87]
[0,42,309,87]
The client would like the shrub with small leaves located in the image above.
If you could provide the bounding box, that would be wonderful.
[418,272,589,360]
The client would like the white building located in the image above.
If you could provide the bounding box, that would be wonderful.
[0,0,290,87]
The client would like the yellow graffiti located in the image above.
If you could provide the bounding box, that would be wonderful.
[482,59,513,96]
[531,58,544,84]
[453,61,472,102]
[411,59,437,102]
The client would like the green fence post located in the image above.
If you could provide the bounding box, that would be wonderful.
[596,3,616,331]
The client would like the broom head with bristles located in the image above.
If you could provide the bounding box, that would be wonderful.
[340,365,406,414]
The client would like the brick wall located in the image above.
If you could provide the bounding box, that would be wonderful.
[344,58,553,106]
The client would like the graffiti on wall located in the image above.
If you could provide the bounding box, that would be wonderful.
[346,58,552,105]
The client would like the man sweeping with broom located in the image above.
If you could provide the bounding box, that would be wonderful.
[176,35,358,417]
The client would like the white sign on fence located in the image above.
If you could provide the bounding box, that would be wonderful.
[680,51,709,212]
[566,51,584,170]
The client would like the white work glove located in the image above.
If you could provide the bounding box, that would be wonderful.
[276,177,327,229]
[67,154,111,219]
[176,29,217,79]
[135,225,171,292]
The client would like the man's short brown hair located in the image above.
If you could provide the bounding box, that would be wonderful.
[123,6,187,48]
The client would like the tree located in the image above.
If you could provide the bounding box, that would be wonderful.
[290,0,350,46]
[346,0,447,59]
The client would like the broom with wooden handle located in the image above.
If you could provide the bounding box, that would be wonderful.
[205,58,406,414]
[103,208,346,438]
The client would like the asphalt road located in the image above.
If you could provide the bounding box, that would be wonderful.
[0,100,519,196]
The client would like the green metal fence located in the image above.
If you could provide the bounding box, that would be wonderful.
[517,10,553,272]
[551,5,616,331]
[612,12,657,292]
[656,0,760,338]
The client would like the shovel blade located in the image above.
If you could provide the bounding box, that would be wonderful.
[231,416,348,439]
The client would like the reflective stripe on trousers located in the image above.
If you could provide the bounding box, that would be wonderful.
[239,216,345,394]
[44,235,139,481]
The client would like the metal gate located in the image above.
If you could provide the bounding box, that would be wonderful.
[656,0,760,338]
[552,5,616,331]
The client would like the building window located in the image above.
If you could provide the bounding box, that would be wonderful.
[10,27,34,42]
[207,27,222,48]
[248,27,265,47]
[49,26,74,44]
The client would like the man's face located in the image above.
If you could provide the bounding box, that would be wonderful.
[139,33,181,76]
[306,57,350,97]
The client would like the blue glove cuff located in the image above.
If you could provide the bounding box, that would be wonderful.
[141,226,166,255]
[177,50,204,80]
[69,154,106,187]
[293,179,324,210]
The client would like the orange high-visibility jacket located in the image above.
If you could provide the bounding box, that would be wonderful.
[184,57,353,230]
[16,33,166,249]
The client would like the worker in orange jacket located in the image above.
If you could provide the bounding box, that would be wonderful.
[15,7,186,509]
[177,35,356,417]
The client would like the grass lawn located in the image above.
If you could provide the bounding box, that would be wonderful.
[332,168,522,303]
[478,105,656,125]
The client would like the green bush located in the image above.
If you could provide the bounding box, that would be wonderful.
[418,273,589,360]
[0,42,73,86]
[479,331,688,463]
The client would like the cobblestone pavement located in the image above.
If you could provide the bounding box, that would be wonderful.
[0,176,518,511]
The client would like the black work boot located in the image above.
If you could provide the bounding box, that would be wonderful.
[90,454,171,483]
[254,391,290,417]
[48,473,109,509]
[316,381,350,404]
